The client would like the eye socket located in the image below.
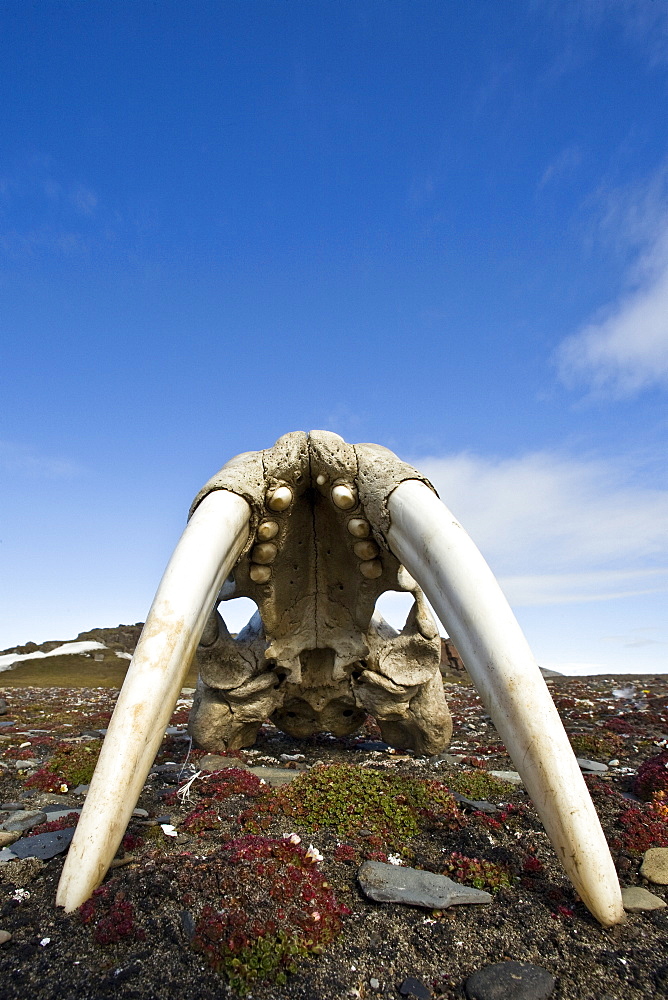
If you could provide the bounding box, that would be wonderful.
[342,709,354,717]
[265,659,277,671]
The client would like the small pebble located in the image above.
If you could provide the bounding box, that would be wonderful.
[399,977,431,999]
[489,771,523,785]
[369,978,380,990]
[0,930,12,945]
[465,961,556,999]
[622,886,667,912]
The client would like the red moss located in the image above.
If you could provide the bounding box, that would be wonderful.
[79,887,145,945]
[31,812,80,835]
[634,751,668,801]
[179,835,350,991]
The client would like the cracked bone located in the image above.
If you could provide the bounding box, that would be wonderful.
[55,430,623,927]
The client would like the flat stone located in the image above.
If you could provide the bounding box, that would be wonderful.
[452,793,498,814]
[640,848,668,885]
[622,886,667,912]
[489,771,522,785]
[429,753,465,765]
[14,759,39,771]
[199,754,249,773]
[132,808,149,818]
[0,849,18,862]
[0,832,20,848]
[72,785,90,795]
[0,930,11,944]
[0,803,23,812]
[0,720,16,728]
[576,758,608,773]
[0,810,47,832]
[465,961,556,999]
[399,976,432,998]
[38,808,81,823]
[357,860,492,909]
[248,766,301,787]
[8,827,75,860]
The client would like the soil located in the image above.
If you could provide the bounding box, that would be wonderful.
[0,672,667,1000]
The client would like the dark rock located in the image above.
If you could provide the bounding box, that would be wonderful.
[358,861,492,909]
[7,827,75,860]
[452,793,498,813]
[0,810,47,832]
[399,976,432,998]
[0,699,7,716]
[180,910,195,938]
[465,961,556,999]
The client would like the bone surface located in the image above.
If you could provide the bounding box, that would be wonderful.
[387,479,624,927]
[58,430,623,928]
[55,489,251,912]
[188,431,448,756]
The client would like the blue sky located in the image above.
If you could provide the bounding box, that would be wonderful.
[1,1,667,674]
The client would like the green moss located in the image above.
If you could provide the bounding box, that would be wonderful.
[568,731,624,759]
[444,769,515,801]
[243,763,465,843]
[441,851,515,891]
[25,739,102,791]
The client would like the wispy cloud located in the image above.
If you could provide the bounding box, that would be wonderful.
[414,450,668,607]
[0,157,104,262]
[538,146,582,190]
[556,163,668,396]
[0,441,82,479]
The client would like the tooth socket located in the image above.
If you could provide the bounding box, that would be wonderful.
[331,484,357,510]
[251,542,278,565]
[359,559,383,579]
[257,520,279,541]
[266,485,293,511]
[353,539,379,560]
[347,518,370,538]
[249,564,272,583]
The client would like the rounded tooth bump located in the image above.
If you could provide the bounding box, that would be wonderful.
[251,542,278,565]
[316,473,327,486]
[266,485,293,511]
[331,483,357,510]
[353,539,379,560]
[347,518,370,538]
[257,520,279,541]
[249,564,272,583]
[359,559,383,579]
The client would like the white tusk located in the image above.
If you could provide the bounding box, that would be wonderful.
[387,479,624,927]
[56,489,251,912]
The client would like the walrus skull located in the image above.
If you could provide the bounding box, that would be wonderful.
[56,431,624,927]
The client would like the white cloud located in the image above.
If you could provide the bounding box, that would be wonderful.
[414,450,668,607]
[556,161,668,396]
[556,252,668,395]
